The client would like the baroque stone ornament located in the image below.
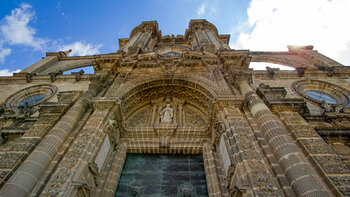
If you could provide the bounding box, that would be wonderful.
[160,103,174,123]
[1,19,350,197]
[128,181,143,197]
[177,182,197,197]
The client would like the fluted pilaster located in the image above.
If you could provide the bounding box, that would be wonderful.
[239,80,331,196]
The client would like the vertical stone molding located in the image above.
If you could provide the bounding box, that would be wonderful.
[0,78,104,197]
[279,112,350,196]
[219,109,282,196]
[41,98,117,196]
[240,80,332,196]
[203,144,222,197]
[99,142,127,197]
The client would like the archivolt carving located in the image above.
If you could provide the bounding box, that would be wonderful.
[184,107,206,127]
[127,107,150,128]
[122,84,210,119]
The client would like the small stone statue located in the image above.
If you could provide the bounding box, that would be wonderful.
[177,182,196,197]
[160,103,174,123]
[128,181,143,197]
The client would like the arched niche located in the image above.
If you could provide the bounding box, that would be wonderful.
[119,78,215,138]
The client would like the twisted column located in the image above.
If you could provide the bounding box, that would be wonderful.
[0,78,104,197]
[239,80,331,196]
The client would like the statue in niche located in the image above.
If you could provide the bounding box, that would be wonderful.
[160,103,174,123]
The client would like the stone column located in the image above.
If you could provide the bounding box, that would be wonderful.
[239,80,331,196]
[279,111,350,196]
[0,78,104,197]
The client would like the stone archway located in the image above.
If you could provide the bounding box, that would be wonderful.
[103,77,224,197]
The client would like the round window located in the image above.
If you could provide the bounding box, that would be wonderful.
[304,90,338,104]
[18,93,47,106]
[292,79,350,107]
[5,84,57,109]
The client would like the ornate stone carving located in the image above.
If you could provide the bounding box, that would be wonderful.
[185,108,205,127]
[46,170,71,194]
[0,153,25,168]
[329,176,350,196]
[280,112,307,125]
[314,155,350,174]
[299,139,333,154]
[177,182,197,197]
[227,117,280,195]
[160,103,174,123]
[128,108,149,127]
[128,181,143,197]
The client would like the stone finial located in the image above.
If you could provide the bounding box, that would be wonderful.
[62,49,72,57]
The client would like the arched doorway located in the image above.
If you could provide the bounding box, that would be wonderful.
[110,78,220,196]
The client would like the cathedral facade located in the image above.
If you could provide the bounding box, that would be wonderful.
[0,19,349,196]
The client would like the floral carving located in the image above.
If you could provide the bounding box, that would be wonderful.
[185,108,205,127]
[128,109,149,127]
[0,153,25,168]
[300,139,333,154]
[228,117,280,195]
[46,170,71,194]
[280,112,306,125]
[315,155,350,174]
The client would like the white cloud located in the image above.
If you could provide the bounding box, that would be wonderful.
[0,4,103,64]
[232,0,350,66]
[0,47,11,63]
[58,41,102,56]
[0,69,21,76]
[0,3,46,50]
[197,3,207,16]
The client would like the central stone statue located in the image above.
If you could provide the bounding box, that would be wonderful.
[160,103,174,123]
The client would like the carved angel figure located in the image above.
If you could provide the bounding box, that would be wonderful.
[160,104,174,123]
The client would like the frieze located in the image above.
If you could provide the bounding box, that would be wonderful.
[279,112,307,125]
[92,98,119,111]
[35,115,60,125]
[329,176,350,196]
[185,108,205,127]
[299,139,333,154]
[128,108,149,127]
[314,155,350,174]
[46,170,71,194]
[9,142,35,152]
[227,117,281,195]
[23,124,52,137]
[0,153,25,168]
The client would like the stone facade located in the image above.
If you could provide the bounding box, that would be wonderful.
[0,19,349,196]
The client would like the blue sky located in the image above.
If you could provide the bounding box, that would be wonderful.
[0,0,349,75]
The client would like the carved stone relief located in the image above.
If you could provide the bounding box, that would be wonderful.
[226,117,281,196]
[184,107,205,127]
[127,108,150,127]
